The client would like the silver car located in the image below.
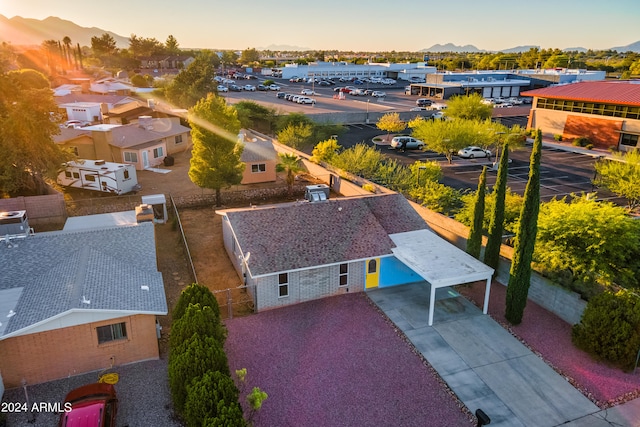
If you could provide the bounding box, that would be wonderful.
[458,146,492,159]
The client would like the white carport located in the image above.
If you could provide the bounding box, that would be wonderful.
[390,229,494,326]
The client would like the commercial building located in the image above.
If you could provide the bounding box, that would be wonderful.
[277,61,437,81]
[522,80,640,150]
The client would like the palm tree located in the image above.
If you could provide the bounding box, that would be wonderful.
[276,153,303,195]
[62,36,72,68]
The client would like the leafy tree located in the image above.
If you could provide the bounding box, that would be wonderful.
[41,39,61,73]
[572,289,640,370]
[184,370,245,427]
[129,34,165,57]
[311,139,342,163]
[240,48,260,65]
[409,180,463,216]
[234,101,277,134]
[221,50,239,69]
[90,33,117,58]
[0,69,71,196]
[188,94,244,207]
[165,35,180,55]
[276,123,313,149]
[505,129,542,325]
[535,196,640,290]
[173,283,221,321]
[130,73,150,88]
[275,112,314,132]
[466,167,487,259]
[164,50,220,108]
[276,153,303,195]
[445,93,493,121]
[594,151,640,211]
[484,143,510,274]
[334,143,385,179]
[456,188,523,235]
[168,334,230,413]
[376,112,405,141]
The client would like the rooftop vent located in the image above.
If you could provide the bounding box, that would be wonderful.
[305,184,330,203]
[94,160,106,166]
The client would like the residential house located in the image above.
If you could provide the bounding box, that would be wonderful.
[239,131,278,184]
[55,94,140,124]
[0,216,167,389]
[218,192,493,324]
[138,55,195,71]
[522,80,640,150]
[54,117,192,170]
[103,99,186,126]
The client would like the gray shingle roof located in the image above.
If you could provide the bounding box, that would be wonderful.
[222,193,429,276]
[0,222,166,338]
[240,139,277,163]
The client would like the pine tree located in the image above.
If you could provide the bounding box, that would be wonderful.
[173,283,221,321]
[184,370,245,427]
[169,303,227,349]
[466,167,487,259]
[484,143,509,274]
[505,130,542,324]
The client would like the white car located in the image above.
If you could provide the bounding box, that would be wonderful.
[217,85,228,92]
[269,84,281,91]
[458,146,492,159]
[371,91,386,97]
[381,78,396,85]
[297,97,316,105]
[390,136,424,150]
[432,111,445,120]
[243,84,256,91]
[300,89,316,95]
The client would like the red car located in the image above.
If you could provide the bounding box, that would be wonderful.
[58,383,118,427]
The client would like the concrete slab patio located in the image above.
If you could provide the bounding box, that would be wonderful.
[367,282,600,427]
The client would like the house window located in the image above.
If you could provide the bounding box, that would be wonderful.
[251,163,266,173]
[85,175,96,182]
[278,273,289,297]
[65,171,72,178]
[73,172,80,179]
[620,133,639,147]
[175,135,183,144]
[124,170,130,179]
[97,322,127,344]
[339,263,348,286]
[153,147,163,158]
[368,259,377,274]
[124,152,138,163]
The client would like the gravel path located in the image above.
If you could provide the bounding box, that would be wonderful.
[458,281,640,407]
[224,292,473,427]
[2,358,180,427]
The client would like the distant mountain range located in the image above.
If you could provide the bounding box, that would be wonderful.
[0,14,129,48]
[2,14,639,54]
[421,41,640,54]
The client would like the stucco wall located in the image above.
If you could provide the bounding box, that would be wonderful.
[241,160,277,184]
[0,314,159,388]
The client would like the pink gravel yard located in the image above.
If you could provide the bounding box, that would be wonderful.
[224,293,473,427]
[459,281,640,408]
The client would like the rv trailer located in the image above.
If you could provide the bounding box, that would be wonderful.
[57,160,141,195]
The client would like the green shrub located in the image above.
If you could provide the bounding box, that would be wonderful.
[573,136,590,147]
[170,303,227,349]
[362,183,376,192]
[554,134,563,141]
[184,370,244,427]
[173,283,221,321]
[585,143,594,150]
[572,289,640,370]
[168,334,231,413]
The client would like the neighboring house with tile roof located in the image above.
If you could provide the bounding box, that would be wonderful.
[54,117,192,170]
[238,131,278,184]
[522,80,640,150]
[217,193,432,311]
[0,220,167,389]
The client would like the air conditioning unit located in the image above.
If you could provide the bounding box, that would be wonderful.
[305,184,330,203]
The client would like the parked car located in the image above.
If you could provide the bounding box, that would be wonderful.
[269,84,281,91]
[229,84,242,91]
[63,120,91,129]
[243,84,256,91]
[276,92,286,99]
[382,78,397,85]
[416,98,433,107]
[458,146,492,159]
[217,85,229,92]
[257,84,268,91]
[297,97,316,104]
[350,89,365,96]
[58,383,118,427]
[410,107,426,111]
[301,89,316,95]
[390,136,425,150]
[432,111,446,120]
[371,91,386,97]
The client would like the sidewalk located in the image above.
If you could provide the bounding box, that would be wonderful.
[366,283,640,427]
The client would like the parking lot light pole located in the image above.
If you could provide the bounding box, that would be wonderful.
[366,99,370,124]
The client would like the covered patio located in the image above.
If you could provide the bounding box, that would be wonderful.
[387,229,494,326]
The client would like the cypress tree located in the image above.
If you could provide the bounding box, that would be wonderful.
[505,130,542,324]
[466,166,487,259]
[173,283,221,321]
[484,143,509,274]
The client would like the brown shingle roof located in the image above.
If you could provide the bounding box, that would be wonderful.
[222,193,428,276]
[522,80,640,106]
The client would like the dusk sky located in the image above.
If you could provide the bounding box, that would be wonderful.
[1,0,639,51]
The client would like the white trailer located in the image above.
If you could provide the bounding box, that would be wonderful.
[57,160,141,195]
